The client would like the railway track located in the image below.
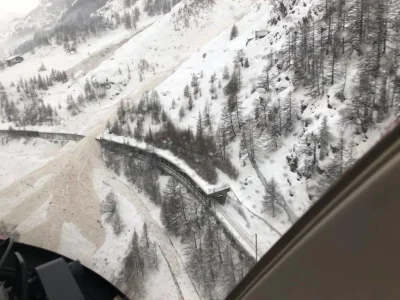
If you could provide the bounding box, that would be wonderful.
[215,204,262,260]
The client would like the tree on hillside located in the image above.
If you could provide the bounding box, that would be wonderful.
[224,67,243,129]
[179,105,185,120]
[223,66,230,80]
[316,135,347,198]
[161,110,168,123]
[100,191,124,235]
[112,211,124,235]
[215,125,229,160]
[241,117,258,161]
[143,166,161,204]
[84,78,95,100]
[124,11,132,29]
[377,72,389,122]
[230,24,238,40]
[122,231,144,282]
[161,178,188,235]
[300,131,319,178]
[139,222,158,269]
[39,63,47,72]
[114,12,121,26]
[209,72,217,99]
[223,245,237,291]
[63,42,70,53]
[134,7,141,21]
[140,223,150,249]
[282,95,296,135]
[234,50,246,67]
[197,112,203,138]
[209,72,217,84]
[220,105,236,140]
[258,65,271,93]
[261,101,282,152]
[37,74,48,90]
[262,178,283,218]
[184,84,190,98]
[263,122,281,152]
[319,116,331,160]
[188,94,193,111]
[102,192,117,217]
[203,101,212,129]
[254,96,269,128]
[191,74,200,96]
[66,95,79,115]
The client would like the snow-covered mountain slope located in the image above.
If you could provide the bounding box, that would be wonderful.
[102,0,399,258]
[2,0,71,41]
[0,0,399,298]
[0,0,259,299]
[0,0,251,132]
[0,28,132,85]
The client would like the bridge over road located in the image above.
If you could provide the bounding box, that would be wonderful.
[97,137,231,205]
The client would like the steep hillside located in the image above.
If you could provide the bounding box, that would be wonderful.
[0,0,257,299]
[3,0,73,41]
[0,0,398,299]
[104,0,399,281]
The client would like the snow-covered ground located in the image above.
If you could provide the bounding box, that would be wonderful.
[92,159,198,300]
[0,0,397,298]
[0,138,63,189]
[0,28,131,86]
[91,0,302,258]
[98,0,395,262]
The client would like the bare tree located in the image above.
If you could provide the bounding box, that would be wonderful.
[101,191,117,216]
[319,116,331,160]
[241,117,258,161]
[111,212,125,235]
[258,65,271,93]
[230,24,238,40]
[262,178,282,218]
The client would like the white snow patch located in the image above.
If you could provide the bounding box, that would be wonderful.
[0,173,52,219]
[0,138,61,189]
[15,199,51,234]
[58,222,97,268]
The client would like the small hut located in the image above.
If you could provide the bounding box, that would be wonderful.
[5,55,24,67]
